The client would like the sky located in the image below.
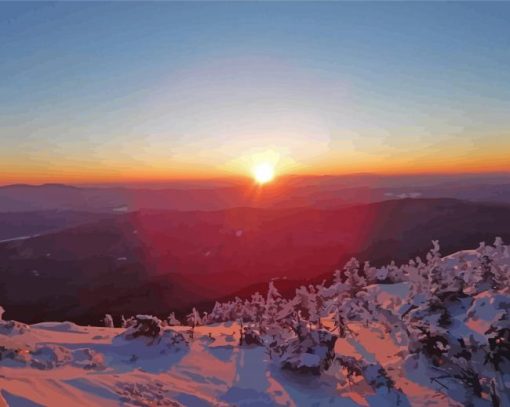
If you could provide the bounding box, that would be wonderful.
[1,2,509,184]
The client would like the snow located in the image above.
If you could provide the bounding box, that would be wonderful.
[0,320,463,406]
[0,318,407,406]
[0,323,351,406]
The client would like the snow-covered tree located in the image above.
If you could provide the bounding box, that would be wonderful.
[386,260,405,283]
[292,285,320,327]
[103,314,114,328]
[187,307,202,338]
[343,257,366,294]
[167,312,181,326]
[207,302,226,323]
[279,328,337,375]
[262,281,287,335]
[246,292,266,327]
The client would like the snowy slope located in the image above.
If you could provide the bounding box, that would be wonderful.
[0,318,451,407]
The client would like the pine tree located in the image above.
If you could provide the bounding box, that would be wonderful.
[343,257,366,294]
[187,307,202,339]
[262,281,286,335]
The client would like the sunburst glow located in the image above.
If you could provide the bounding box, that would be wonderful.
[252,163,275,184]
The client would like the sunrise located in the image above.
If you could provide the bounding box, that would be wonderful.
[0,2,509,406]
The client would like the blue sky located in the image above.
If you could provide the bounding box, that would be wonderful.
[1,2,509,182]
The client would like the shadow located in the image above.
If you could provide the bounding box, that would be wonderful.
[1,390,45,407]
[40,333,190,375]
[206,346,235,363]
[63,379,119,403]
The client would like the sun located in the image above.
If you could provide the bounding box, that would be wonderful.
[252,162,275,184]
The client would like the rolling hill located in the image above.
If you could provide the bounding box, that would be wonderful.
[1,198,510,324]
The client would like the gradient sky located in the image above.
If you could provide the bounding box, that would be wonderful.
[1,2,509,183]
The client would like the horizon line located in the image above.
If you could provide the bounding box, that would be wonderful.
[1,169,509,189]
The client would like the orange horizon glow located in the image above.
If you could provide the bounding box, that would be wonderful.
[3,125,510,187]
[4,141,508,186]
[3,137,510,185]
[1,163,509,187]
[1,142,510,186]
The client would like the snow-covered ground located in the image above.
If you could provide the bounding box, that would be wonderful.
[1,241,509,406]
[0,316,453,406]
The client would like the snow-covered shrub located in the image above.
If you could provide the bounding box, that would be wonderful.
[122,315,163,340]
[421,334,509,406]
[485,310,510,372]
[30,345,73,370]
[116,381,175,407]
[0,345,31,364]
[0,319,30,336]
[118,315,188,351]
[333,355,364,383]
[406,307,452,366]
[0,307,27,336]
[334,355,396,393]
[278,329,337,375]
[240,324,263,346]
[159,329,188,350]
[72,348,105,370]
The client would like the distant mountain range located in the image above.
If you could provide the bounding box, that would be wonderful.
[1,198,510,324]
[1,173,509,213]
[0,211,111,241]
